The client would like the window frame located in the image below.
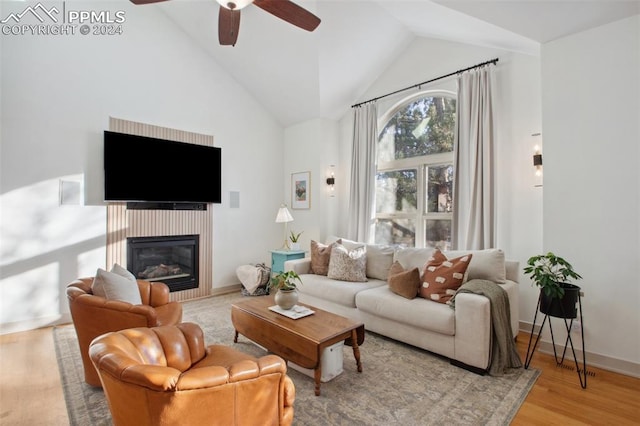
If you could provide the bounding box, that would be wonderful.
[375,90,456,248]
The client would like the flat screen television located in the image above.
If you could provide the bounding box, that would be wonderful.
[104,131,222,204]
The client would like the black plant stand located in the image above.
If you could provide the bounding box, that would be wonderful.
[524,291,587,389]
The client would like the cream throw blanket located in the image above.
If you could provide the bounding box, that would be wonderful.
[451,279,522,376]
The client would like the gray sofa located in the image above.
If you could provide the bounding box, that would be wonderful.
[284,242,519,372]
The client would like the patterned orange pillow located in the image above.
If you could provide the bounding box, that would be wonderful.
[420,249,472,304]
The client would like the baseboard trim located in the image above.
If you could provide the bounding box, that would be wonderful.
[519,320,640,378]
[210,284,242,296]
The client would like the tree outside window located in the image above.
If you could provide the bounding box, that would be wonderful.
[375,93,456,249]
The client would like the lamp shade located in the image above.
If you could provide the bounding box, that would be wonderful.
[275,205,294,223]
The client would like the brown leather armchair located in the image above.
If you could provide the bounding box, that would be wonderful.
[66,277,183,387]
[89,322,296,426]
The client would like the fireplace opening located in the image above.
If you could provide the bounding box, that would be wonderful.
[127,235,199,292]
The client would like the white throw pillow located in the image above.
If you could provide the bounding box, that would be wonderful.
[443,248,506,283]
[393,247,435,276]
[111,263,137,281]
[327,244,367,282]
[365,244,395,280]
[92,268,142,304]
[326,236,365,251]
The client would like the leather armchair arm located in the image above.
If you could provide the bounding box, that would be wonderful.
[90,339,182,391]
[282,375,296,422]
[120,365,183,391]
[176,366,231,390]
[258,354,288,375]
[150,282,170,306]
[176,356,288,391]
[138,280,171,307]
[74,294,159,327]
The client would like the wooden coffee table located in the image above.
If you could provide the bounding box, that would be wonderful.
[231,296,364,396]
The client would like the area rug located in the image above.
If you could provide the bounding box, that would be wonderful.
[54,293,539,425]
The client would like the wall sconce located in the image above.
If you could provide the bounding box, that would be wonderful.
[326,165,336,197]
[532,133,543,187]
[533,150,543,176]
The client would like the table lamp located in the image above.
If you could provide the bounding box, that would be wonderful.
[275,204,294,250]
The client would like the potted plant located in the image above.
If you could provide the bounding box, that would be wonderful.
[269,270,302,310]
[289,231,303,251]
[524,252,583,318]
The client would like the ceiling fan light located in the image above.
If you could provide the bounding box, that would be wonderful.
[216,0,253,10]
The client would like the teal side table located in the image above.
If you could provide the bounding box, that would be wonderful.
[271,250,306,274]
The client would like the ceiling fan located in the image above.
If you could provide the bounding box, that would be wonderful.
[129,0,321,47]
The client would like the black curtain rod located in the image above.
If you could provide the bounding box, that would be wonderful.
[351,57,499,108]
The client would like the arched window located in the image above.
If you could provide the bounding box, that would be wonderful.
[374,92,456,249]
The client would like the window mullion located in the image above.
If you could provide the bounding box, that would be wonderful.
[416,164,426,248]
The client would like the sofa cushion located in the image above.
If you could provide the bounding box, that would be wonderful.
[387,261,420,300]
[328,244,367,282]
[310,240,340,275]
[444,249,506,283]
[92,268,142,304]
[393,247,435,276]
[356,286,455,335]
[420,250,472,304]
[297,274,386,308]
[365,244,395,280]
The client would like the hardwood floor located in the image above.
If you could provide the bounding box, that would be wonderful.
[512,336,640,426]
[0,328,638,425]
[0,328,68,425]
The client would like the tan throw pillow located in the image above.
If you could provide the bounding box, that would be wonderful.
[327,244,367,282]
[92,268,142,304]
[387,261,420,299]
[310,239,341,275]
[420,249,472,304]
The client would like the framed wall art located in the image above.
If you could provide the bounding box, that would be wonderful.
[291,171,310,209]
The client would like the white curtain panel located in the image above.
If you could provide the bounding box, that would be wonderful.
[347,103,378,242]
[452,66,497,250]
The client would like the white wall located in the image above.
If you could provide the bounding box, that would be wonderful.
[541,15,640,372]
[283,118,340,248]
[0,1,284,333]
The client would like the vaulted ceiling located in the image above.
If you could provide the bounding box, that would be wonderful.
[152,0,639,126]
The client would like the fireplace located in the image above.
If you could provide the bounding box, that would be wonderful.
[127,235,199,292]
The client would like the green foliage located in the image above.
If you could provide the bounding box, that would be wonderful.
[379,96,456,159]
[523,252,582,299]
[289,230,303,243]
[269,270,302,291]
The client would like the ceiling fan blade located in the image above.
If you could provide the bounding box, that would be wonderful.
[129,0,169,4]
[218,6,241,46]
[253,0,321,32]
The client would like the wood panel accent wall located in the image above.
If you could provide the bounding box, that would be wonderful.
[106,117,213,302]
